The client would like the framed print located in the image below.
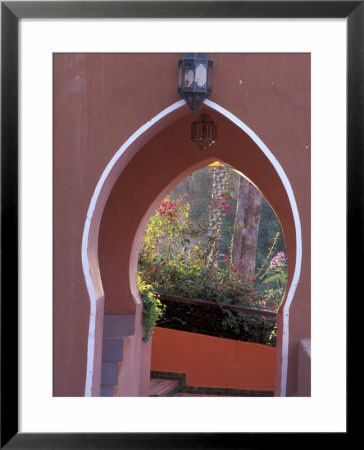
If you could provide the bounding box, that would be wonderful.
[1,1,357,447]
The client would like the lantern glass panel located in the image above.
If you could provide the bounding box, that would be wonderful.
[195,63,207,88]
[184,68,194,88]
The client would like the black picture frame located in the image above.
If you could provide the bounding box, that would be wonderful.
[1,1,357,448]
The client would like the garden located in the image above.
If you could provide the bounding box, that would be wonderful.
[138,165,287,346]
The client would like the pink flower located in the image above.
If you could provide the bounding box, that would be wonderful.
[223,254,228,261]
[270,251,287,269]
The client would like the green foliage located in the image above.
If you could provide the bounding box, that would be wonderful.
[170,167,212,220]
[137,166,288,345]
[137,192,287,345]
[138,275,166,342]
[139,197,255,305]
[255,198,286,270]
[236,312,277,346]
[218,196,238,259]
[189,199,209,221]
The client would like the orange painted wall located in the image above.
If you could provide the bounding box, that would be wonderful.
[151,327,276,392]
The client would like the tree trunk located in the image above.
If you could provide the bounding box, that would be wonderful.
[231,176,250,263]
[205,165,230,262]
[231,176,263,281]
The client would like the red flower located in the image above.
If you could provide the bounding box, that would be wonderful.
[249,293,254,298]
[251,276,256,283]
[147,263,157,272]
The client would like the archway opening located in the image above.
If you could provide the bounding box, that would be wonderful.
[92,103,300,396]
[137,162,287,395]
[138,163,287,346]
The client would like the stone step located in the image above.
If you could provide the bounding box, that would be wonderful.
[103,314,135,339]
[102,338,124,362]
[101,361,119,386]
[100,386,114,397]
[100,314,136,397]
[149,379,180,397]
[174,393,219,397]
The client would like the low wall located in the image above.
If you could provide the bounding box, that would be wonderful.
[151,327,276,392]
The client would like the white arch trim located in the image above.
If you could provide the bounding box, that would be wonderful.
[82,99,302,397]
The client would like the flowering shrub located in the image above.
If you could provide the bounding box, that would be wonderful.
[260,250,287,292]
[212,193,233,216]
[270,251,287,270]
[138,197,287,344]
[139,197,255,306]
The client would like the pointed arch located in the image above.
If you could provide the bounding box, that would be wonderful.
[82,99,302,397]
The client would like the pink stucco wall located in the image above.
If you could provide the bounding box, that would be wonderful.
[53,53,310,396]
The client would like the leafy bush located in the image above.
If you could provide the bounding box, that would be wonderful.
[138,275,166,343]
[138,196,287,344]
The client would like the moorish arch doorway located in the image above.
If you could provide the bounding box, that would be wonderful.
[82,101,301,397]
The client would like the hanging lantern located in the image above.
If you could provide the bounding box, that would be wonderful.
[178,53,213,113]
[191,110,217,150]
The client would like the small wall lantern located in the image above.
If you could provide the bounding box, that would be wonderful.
[178,53,213,113]
[191,110,217,150]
